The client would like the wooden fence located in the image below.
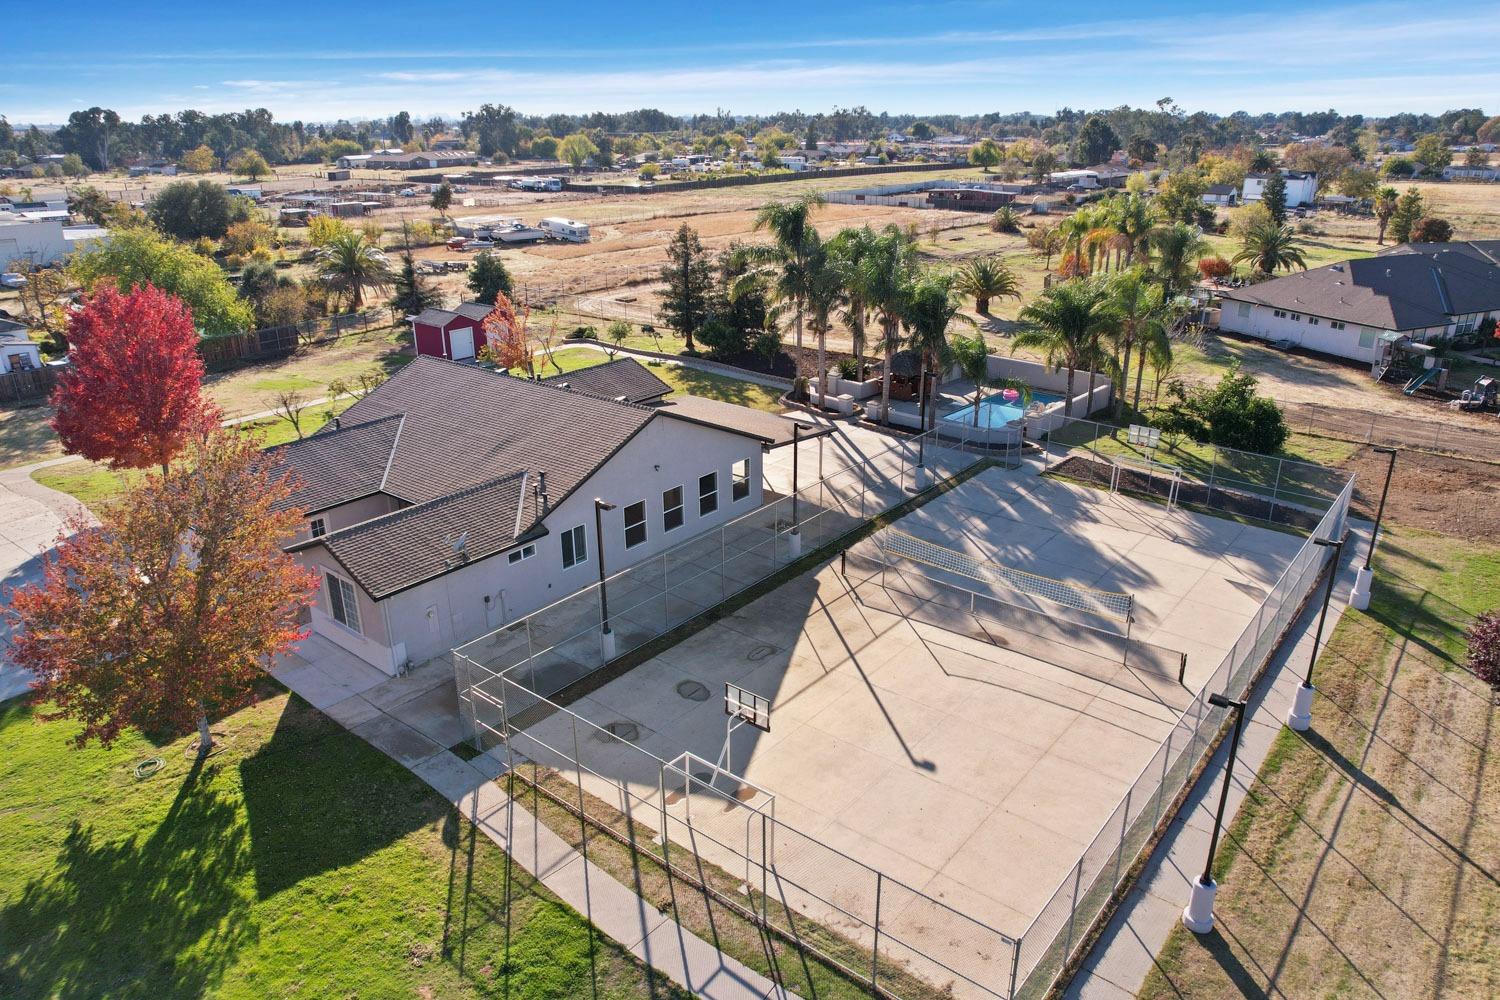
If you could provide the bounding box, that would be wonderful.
[0,309,388,405]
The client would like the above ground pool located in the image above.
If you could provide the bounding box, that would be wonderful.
[940,390,1061,428]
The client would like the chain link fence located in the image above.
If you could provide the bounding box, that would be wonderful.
[1008,455,1355,998]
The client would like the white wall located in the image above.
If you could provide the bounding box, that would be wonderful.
[1219,300,1396,361]
[341,415,765,671]
[0,342,42,373]
[0,220,68,266]
[1242,174,1318,207]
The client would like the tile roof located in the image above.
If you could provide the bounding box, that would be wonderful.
[273,413,404,514]
[540,356,672,403]
[1219,243,1500,331]
[278,354,775,598]
[315,473,532,599]
[328,355,655,508]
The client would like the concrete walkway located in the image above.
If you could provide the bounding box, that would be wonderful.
[1063,522,1369,999]
[0,458,92,702]
[270,637,796,1000]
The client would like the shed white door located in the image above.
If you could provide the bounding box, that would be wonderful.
[449,325,476,360]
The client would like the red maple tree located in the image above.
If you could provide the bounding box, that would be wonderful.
[50,283,219,471]
[6,430,317,754]
[481,292,534,376]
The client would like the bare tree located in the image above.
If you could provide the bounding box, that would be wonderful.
[271,390,307,440]
[351,371,388,399]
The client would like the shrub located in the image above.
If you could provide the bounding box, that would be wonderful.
[837,357,861,380]
[606,319,632,346]
[1410,216,1454,243]
[752,330,781,364]
[989,206,1022,233]
[694,316,745,360]
[1154,364,1288,453]
[566,325,598,340]
[1197,256,1232,280]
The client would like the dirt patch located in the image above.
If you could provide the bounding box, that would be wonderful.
[1340,443,1500,535]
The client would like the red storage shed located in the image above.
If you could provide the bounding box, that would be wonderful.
[409,302,492,361]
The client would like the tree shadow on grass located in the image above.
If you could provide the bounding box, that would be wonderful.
[0,757,255,1000]
[238,694,444,899]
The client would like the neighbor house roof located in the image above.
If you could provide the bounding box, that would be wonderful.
[411,301,492,328]
[540,356,672,404]
[1219,243,1500,331]
[276,354,773,599]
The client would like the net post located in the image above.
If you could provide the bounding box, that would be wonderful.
[1178,651,1188,686]
[871,871,884,993]
[1123,597,1134,666]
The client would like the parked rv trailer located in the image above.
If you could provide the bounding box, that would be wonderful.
[539,217,590,243]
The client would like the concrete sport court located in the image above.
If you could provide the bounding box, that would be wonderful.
[514,464,1304,980]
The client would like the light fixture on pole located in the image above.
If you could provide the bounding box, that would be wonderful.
[787,423,803,557]
[594,498,617,659]
[1287,532,1345,732]
[1183,692,1247,933]
[1348,447,1396,611]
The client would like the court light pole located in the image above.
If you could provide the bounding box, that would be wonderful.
[1287,533,1345,732]
[1348,447,1397,611]
[594,499,617,658]
[910,370,934,493]
[1183,692,1247,934]
[787,423,803,557]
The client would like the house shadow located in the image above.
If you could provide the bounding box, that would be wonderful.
[238,694,443,899]
[0,758,255,999]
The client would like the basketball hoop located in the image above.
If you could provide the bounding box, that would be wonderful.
[716,682,771,781]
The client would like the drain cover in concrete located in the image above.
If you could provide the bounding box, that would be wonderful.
[594,720,641,743]
[675,680,710,701]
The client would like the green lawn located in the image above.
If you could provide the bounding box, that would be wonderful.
[0,691,686,1000]
[32,398,357,508]
[1139,526,1500,1000]
[532,348,787,413]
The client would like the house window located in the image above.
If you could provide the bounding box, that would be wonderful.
[310,517,326,538]
[732,459,751,502]
[561,524,586,568]
[1237,302,1251,318]
[624,501,647,549]
[1273,309,1287,318]
[326,572,361,634]
[1330,321,1346,331]
[1290,313,1301,321]
[507,544,536,564]
[663,486,684,532]
[698,472,718,516]
[1308,317,1320,326]
[1358,328,1380,348]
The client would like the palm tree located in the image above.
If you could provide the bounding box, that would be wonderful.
[827,226,878,381]
[950,332,1030,426]
[862,227,919,425]
[903,275,970,429]
[1145,330,1177,411]
[800,234,848,408]
[1233,219,1309,277]
[1106,269,1170,417]
[1147,223,1208,298]
[1107,193,1155,266]
[749,191,826,355]
[1013,278,1116,417]
[1374,186,1399,246]
[317,231,393,310]
[953,255,1022,316]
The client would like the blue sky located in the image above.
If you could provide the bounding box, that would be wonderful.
[7,1,1497,123]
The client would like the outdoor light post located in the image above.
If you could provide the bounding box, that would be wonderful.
[594,498,617,658]
[1288,533,1346,732]
[1183,692,1247,934]
[1348,447,1397,611]
[787,423,803,558]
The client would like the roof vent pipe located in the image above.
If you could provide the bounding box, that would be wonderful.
[537,470,549,514]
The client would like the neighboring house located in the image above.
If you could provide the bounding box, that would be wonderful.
[1444,164,1499,181]
[0,320,41,373]
[1202,184,1239,206]
[1216,240,1500,362]
[226,185,262,201]
[127,159,177,177]
[336,154,373,169]
[275,355,801,674]
[1242,169,1318,207]
[409,302,493,361]
[0,219,107,266]
[367,150,480,170]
